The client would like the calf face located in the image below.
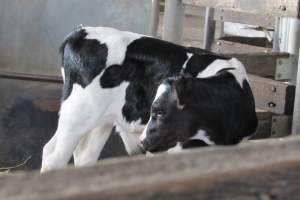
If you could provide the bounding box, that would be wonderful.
[139,77,196,152]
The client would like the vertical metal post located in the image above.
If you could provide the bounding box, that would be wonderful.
[286,18,300,134]
[162,0,185,44]
[149,0,160,37]
[273,17,281,52]
[203,7,215,50]
[292,47,300,135]
[279,18,300,55]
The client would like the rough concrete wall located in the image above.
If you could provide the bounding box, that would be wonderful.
[0,0,151,75]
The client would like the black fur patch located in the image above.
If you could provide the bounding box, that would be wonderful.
[60,29,108,100]
[182,140,208,148]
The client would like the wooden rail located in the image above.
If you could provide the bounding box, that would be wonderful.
[183,0,300,19]
[0,71,63,83]
[1,67,294,115]
[1,136,300,200]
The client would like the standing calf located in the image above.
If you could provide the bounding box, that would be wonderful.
[41,26,257,172]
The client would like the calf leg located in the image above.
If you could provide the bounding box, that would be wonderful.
[73,123,113,166]
[41,85,107,173]
[42,134,57,161]
[116,127,142,155]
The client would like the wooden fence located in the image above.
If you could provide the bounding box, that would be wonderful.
[1,135,300,200]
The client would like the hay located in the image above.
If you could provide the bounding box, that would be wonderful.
[0,155,32,173]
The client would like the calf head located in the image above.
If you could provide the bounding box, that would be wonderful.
[139,77,197,153]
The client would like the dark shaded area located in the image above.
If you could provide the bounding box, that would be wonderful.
[0,78,127,171]
[220,36,273,48]
[0,98,57,170]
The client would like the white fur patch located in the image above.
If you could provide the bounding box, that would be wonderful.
[61,68,65,83]
[182,53,193,69]
[167,142,183,153]
[84,27,143,67]
[190,130,215,145]
[153,84,169,102]
[197,58,247,88]
[139,118,150,142]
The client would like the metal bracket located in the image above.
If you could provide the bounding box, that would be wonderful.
[276,56,297,80]
[271,115,292,137]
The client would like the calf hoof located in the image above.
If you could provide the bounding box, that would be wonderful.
[40,165,49,173]
[128,146,144,156]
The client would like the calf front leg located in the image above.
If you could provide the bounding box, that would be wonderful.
[42,133,57,161]
[116,122,144,155]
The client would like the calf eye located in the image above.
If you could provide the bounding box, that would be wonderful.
[156,110,164,118]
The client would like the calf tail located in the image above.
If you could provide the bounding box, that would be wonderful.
[59,25,86,65]
[59,26,87,100]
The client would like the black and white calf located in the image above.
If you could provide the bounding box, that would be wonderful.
[139,60,258,152]
[41,26,257,172]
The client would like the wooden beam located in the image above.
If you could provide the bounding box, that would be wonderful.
[212,40,272,54]
[189,47,290,78]
[224,52,290,78]
[255,110,292,139]
[183,0,300,19]
[254,109,272,139]
[214,8,275,27]
[249,74,295,115]
[1,136,300,200]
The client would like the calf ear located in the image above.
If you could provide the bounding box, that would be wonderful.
[171,78,187,110]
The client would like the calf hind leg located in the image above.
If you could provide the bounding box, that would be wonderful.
[73,123,113,167]
[41,88,105,173]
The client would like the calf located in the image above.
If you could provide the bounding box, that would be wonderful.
[41,26,257,172]
[139,58,258,153]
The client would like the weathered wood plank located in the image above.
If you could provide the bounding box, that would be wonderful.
[254,110,291,139]
[189,48,290,78]
[1,136,300,200]
[227,52,290,78]
[183,0,300,18]
[214,8,275,27]
[249,74,295,115]
[212,40,271,54]
[254,109,272,139]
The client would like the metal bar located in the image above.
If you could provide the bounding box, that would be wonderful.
[273,17,281,52]
[292,47,300,134]
[0,71,63,83]
[203,7,215,50]
[162,0,185,44]
[149,0,161,36]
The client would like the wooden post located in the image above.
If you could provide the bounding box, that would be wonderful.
[162,0,185,44]
[203,7,215,50]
